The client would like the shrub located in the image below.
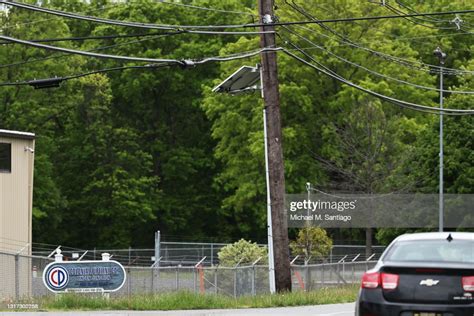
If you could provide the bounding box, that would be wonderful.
[218,239,267,266]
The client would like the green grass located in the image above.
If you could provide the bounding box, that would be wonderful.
[12,286,358,311]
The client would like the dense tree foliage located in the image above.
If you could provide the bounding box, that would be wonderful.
[0,0,472,248]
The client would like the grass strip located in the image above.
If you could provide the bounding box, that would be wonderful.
[29,285,359,311]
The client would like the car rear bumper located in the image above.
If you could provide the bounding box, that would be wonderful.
[357,289,474,316]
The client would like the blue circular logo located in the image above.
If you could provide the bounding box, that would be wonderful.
[46,266,69,290]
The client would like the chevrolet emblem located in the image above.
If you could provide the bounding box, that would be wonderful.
[420,279,440,287]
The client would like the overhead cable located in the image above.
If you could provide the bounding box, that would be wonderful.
[394,0,452,23]
[0,64,171,88]
[0,31,188,45]
[294,25,474,76]
[155,0,256,18]
[0,34,176,69]
[0,34,281,64]
[282,47,474,116]
[2,0,474,30]
[394,0,474,28]
[0,2,117,30]
[0,35,185,64]
[0,46,282,87]
[384,3,457,30]
[284,2,474,76]
[0,0,271,35]
[391,1,474,31]
[281,26,474,94]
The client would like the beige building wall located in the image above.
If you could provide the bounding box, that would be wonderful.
[0,130,35,299]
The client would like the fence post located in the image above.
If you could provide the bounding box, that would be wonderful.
[211,243,214,266]
[233,258,243,298]
[304,263,309,291]
[336,262,340,285]
[127,268,131,298]
[175,266,179,290]
[305,256,312,291]
[352,263,355,283]
[251,257,262,296]
[14,254,19,300]
[252,266,256,296]
[154,231,160,278]
[214,266,218,294]
[321,263,325,287]
[151,267,154,294]
[233,268,237,298]
[194,257,207,294]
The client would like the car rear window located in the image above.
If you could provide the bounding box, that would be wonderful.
[384,239,474,263]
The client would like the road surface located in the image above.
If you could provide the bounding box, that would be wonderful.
[0,303,355,316]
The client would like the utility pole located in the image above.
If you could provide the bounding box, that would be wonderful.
[259,0,292,292]
[434,47,446,232]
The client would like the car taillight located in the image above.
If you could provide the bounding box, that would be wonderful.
[462,276,474,292]
[361,272,380,289]
[381,273,399,290]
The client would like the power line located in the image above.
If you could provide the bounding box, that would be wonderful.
[288,0,474,47]
[0,47,283,87]
[283,2,474,76]
[394,0,474,28]
[0,64,170,88]
[280,26,474,94]
[383,3,457,30]
[370,29,474,43]
[0,31,185,44]
[0,35,272,71]
[380,1,474,36]
[2,0,474,30]
[0,34,188,64]
[0,33,190,69]
[155,0,256,18]
[0,0,256,32]
[0,0,271,35]
[284,1,440,74]
[293,24,474,76]
[394,0,452,24]
[282,47,474,116]
[0,2,117,30]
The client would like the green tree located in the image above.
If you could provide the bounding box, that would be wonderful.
[290,227,333,260]
[54,74,159,247]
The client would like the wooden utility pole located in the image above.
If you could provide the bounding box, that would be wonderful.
[258,0,292,292]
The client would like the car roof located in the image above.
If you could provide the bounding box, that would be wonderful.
[394,232,474,242]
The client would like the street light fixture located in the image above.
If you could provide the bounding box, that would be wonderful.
[433,47,446,232]
[212,65,261,94]
[212,65,276,293]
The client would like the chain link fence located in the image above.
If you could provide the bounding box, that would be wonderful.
[1,249,376,300]
[0,250,52,300]
[31,243,386,267]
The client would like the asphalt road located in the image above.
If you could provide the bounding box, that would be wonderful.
[0,303,355,316]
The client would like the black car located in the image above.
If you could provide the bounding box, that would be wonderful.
[356,232,474,316]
